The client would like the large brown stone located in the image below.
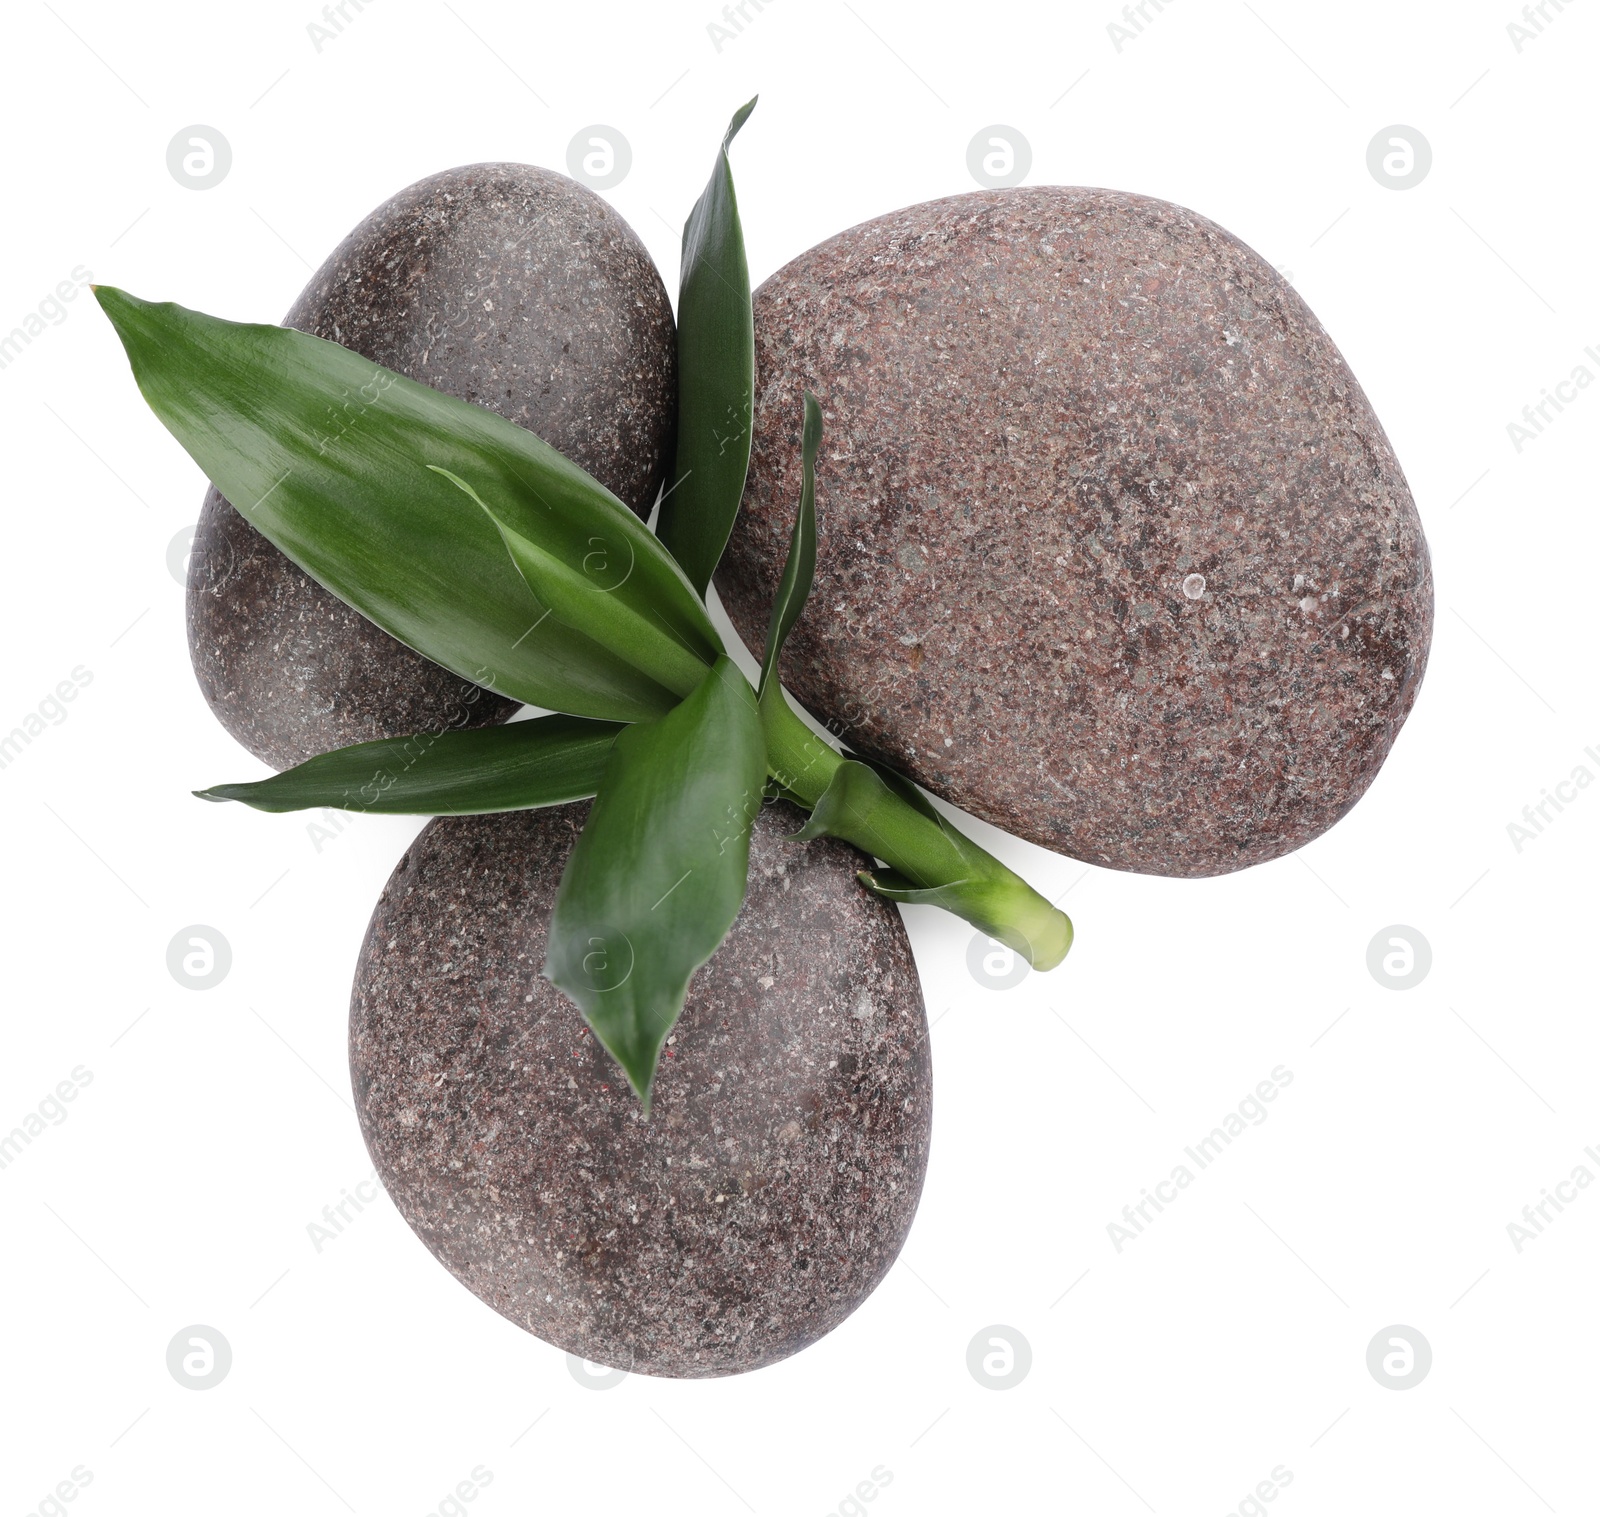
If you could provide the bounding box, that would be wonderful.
[349,801,931,1378]
[188,164,677,770]
[716,188,1433,877]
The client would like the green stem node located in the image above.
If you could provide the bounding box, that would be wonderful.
[760,686,1072,971]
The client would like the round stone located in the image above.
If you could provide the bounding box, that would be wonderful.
[349,801,931,1378]
[188,163,677,770]
[187,489,517,769]
[716,188,1433,877]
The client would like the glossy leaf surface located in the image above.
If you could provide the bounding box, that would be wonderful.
[758,390,821,699]
[196,714,623,815]
[430,466,716,699]
[96,287,692,722]
[655,99,757,597]
[545,658,765,1109]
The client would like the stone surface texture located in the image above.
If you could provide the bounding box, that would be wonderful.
[349,801,931,1378]
[189,163,677,770]
[716,187,1433,877]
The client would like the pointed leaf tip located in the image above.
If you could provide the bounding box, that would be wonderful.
[194,716,625,817]
[757,391,822,700]
[92,283,147,326]
[93,290,694,723]
[545,657,764,1111]
[725,96,757,149]
[657,105,757,597]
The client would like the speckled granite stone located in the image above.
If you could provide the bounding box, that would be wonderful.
[189,164,677,770]
[349,801,930,1378]
[716,188,1433,877]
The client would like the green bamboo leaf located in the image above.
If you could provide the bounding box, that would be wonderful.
[95,286,696,724]
[195,714,623,815]
[655,98,757,597]
[545,657,765,1111]
[430,466,715,699]
[758,390,821,699]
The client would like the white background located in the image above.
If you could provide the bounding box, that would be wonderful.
[2,1,1596,1512]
